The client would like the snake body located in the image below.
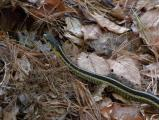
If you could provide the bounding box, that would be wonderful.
[44,33,159,108]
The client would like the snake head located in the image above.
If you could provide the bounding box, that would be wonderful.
[43,32,61,51]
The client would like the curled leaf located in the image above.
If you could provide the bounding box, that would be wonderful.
[91,13,129,34]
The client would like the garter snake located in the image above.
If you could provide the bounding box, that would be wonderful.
[44,33,159,108]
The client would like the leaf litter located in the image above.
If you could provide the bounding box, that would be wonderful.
[0,0,158,120]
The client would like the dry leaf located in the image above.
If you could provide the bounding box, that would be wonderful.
[101,103,145,120]
[28,0,66,18]
[90,32,127,56]
[35,40,51,52]
[91,13,129,34]
[136,0,159,10]
[107,56,141,86]
[140,9,159,28]
[63,41,80,60]
[81,24,102,40]
[99,97,112,109]
[93,84,108,102]
[117,0,137,8]
[110,3,125,20]
[141,62,159,78]
[138,9,159,54]
[17,55,31,75]
[65,17,82,37]
[18,94,30,106]
[64,32,82,45]
[77,52,110,76]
